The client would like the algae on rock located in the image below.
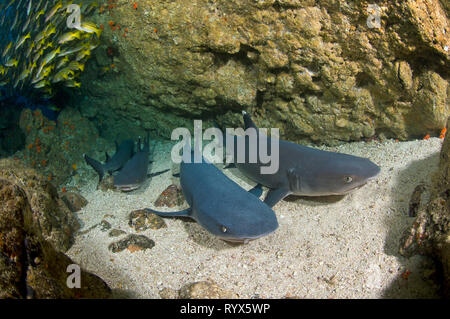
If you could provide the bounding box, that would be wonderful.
[400,117,450,297]
[0,159,111,298]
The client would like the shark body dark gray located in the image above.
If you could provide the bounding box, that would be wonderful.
[84,139,134,182]
[113,135,169,191]
[144,151,278,243]
[114,135,149,191]
[226,111,381,207]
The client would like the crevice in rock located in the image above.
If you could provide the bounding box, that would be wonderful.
[255,90,265,108]
[272,0,303,12]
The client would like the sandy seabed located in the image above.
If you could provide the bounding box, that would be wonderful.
[66,137,444,298]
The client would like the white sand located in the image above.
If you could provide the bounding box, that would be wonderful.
[66,137,444,298]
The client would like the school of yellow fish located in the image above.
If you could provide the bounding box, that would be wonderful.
[0,0,102,98]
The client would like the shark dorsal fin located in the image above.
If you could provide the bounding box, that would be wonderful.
[242,110,259,131]
[105,151,110,162]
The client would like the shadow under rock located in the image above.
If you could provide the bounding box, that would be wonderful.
[381,152,442,298]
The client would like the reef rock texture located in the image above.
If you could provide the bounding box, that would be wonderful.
[400,117,450,297]
[73,0,448,144]
[17,107,103,186]
[0,159,79,252]
[0,159,111,298]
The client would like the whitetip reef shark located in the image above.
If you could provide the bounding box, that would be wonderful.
[144,146,278,243]
[84,139,134,182]
[224,111,381,207]
[113,133,169,191]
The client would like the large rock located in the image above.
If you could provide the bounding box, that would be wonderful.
[17,107,103,186]
[0,159,111,298]
[72,0,448,144]
[400,116,450,297]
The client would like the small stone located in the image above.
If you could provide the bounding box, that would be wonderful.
[100,220,111,231]
[159,287,180,299]
[98,175,115,191]
[154,184,185,208]
[108,234,155,253]
[178,281,238,299]
[129,209,167,232]
[109,229,126,237]
[60,192,88,212]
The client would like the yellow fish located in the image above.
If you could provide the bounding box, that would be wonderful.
[35,9,45,21]
[76,21,103,38]
[4,58,18,68]
[55,56,69,70]
[75,49,91,62]
[15,33,31,50]
[34,80,50,89]
[64,80,81,88]
[67,61,85,72]
[45,0,63,23]
[41,47,61,66]
[2,42,12,58]
[52,68,74,83]
[57,31,81,44]
[42,65,54,77]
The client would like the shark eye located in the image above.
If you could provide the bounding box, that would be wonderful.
[344,176,353,183]
[221,225,227,233]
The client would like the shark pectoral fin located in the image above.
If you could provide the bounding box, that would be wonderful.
[144,207,192,218]
[147,168,170,178]
[248,183,263,198]
[264,188,290,207]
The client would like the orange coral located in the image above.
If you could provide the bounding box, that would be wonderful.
[423,134,430,140]
[440,127,447,139]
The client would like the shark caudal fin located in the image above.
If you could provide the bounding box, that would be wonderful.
[84,154,105,182]
[144,208,192,218]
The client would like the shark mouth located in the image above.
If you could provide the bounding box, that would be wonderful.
[116,184,140,191]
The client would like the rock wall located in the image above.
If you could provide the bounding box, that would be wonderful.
[400,116,449,297]
[0,158,111,298]
[72,0,448,144]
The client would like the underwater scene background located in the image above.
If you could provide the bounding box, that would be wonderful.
[0,0,448,299]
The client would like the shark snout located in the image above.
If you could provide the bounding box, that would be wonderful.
[363,160,381,180]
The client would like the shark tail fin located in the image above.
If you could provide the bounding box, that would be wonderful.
[84,154,105,182]
[144,208,192,218]
[148,169,170,178]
